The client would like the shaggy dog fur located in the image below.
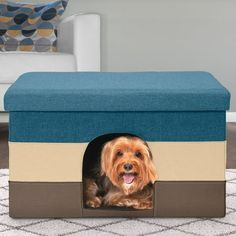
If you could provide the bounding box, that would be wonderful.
[84,135,158,209]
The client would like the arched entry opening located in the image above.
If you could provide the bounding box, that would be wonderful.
[82,133,157,214]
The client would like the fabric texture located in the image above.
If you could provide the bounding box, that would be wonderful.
[4,71,230,111]
[1,169,236,235]
[9,111,226,142]
[8,181,225,218]
[0,0,68,52]
[9,141,226,182]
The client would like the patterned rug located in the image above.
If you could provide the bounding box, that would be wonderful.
[0,169,236,236]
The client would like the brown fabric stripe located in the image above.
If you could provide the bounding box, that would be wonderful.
[9,182,83,218]
[9,181,225,218]
[154,181,226,217]
[82,208,153,218]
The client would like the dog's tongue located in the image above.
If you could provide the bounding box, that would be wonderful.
[123,174,135,184]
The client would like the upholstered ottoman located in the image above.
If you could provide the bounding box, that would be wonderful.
[4,72,230,218]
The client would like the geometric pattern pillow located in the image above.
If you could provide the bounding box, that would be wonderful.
[0,0,69,52]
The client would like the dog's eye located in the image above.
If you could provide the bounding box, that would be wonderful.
[116,151,123,157]
[135,151,142,158]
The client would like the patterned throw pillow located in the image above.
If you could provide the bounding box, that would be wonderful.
[0,0,69,52]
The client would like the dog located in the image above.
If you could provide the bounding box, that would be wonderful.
[84,135,158,209]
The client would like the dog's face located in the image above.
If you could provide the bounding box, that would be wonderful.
[101,136,158,195]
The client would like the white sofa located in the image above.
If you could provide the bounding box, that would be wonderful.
[0,14,100,122]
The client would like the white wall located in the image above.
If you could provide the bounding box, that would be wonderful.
[23,0,236,110]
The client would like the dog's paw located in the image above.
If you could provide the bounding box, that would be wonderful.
[133,201,153,210]
[86,197,102,208]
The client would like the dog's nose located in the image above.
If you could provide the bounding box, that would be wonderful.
[124,163,133,171]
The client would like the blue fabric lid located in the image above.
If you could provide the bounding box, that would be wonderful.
[4,71,230,112]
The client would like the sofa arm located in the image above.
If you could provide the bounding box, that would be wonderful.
[57,14,101,71]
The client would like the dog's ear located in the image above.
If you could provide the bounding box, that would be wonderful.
[147,160,158,184]
[100,141,113,176]
[145,145,158,184]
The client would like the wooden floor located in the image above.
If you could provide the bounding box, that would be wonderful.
[0,124,8,169]
[0,123,236,169]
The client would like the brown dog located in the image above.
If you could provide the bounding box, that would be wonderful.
[84,136,158,209]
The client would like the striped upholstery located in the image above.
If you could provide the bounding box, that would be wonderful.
[5,72,230,218]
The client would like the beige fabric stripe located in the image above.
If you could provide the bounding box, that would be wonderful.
[9,141,226,182]
[9,142,87,182]
[148,141,226,181]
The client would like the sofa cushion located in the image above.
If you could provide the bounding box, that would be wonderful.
[0,52,76,83]
[0,0,68,52]
[0,83,10,110]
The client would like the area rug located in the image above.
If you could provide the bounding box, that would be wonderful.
[0,169,236,236]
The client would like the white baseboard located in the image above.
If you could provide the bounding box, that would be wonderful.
[1,112,236,123]
[227,112,236,122]
[0,112,9,123]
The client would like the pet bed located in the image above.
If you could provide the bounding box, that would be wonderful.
[4,71,230,218]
